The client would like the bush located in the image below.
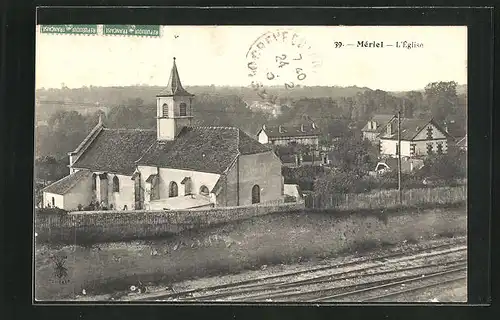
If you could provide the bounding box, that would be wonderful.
[35,207,68,216]
[416,152,466,183]
[314,169,367,195]
[282,165,327,191]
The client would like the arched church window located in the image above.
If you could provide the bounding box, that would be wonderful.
[113,176,120,192]
[180,102,187,116]
[162,103,169,117]
[252,185,261,204]
[169,181,178,197]
[200,185,209,196]
[92,173,97,191]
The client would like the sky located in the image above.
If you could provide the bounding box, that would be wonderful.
[36,26,467,92]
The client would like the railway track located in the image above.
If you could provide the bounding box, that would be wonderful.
[135,238,466,302]
[197,261,466,301]
[313,266,466,302]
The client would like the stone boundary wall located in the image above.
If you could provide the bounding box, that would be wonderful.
[35,202,305,244]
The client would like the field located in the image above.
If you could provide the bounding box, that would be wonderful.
[35,206,467,301]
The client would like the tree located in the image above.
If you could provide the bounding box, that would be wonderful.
[416,151,466,183]
[424,81,458,122]
[332,136,377,173]
[314,169,366,195]
[282,165,327,191]
[405,91,423,118]
[35,156,69,183]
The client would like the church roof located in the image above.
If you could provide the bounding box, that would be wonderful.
[137,126,273,174]
[43,169,92,195]
[156,58,194,97]
[71,128,157,175]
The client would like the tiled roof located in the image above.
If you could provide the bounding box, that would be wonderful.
[156,58,194,97]
[145,174,158,183]
[42,170,92,195]
[238,130,273,155]
[379,118,450,141]
[72,128,157,175]
[362,114,395,133]
[260,123,321,138]
[444,121,466,139]
[137,126,272,174]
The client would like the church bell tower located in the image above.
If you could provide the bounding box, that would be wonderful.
[156,57,195,141]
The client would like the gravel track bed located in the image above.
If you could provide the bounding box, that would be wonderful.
[137,239,466,302]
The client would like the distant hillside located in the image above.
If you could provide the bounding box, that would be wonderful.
[35,85,372,122]
[36,85,371,108]
[391,84,467,97]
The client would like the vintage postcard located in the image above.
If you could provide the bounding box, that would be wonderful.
[34,25,467,303]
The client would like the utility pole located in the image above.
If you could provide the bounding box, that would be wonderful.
[397,109,402,205]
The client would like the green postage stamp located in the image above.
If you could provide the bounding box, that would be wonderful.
[40,24,160,36]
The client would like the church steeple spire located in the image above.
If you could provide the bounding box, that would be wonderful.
[157,57,194,97]
[155,58,195,141]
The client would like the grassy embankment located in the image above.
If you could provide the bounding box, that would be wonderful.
[35,203,467,300]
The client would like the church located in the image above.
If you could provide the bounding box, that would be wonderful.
[42,58,285,211]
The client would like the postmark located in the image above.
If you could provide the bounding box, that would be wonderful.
[246,29,322,93]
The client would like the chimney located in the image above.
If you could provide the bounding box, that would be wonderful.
[312,122,316,129]
[300,124,305,132]
[279,125,283,133]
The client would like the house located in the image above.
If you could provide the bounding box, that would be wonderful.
[257,122,331,167]
[378,117,452,158]
[256,122,321,147]
[279,153,329,168]
[42,170,93,209]
[372,157,425,175]
[362,114,395,143]
[42,58,284,211]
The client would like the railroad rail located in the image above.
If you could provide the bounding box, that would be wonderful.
[313,266,466,302]
[134,238,466,302]
[195,259,466,301]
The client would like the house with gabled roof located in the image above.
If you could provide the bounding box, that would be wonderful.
[256,122,321,147]
[42,58,284,211]
[362,114,396,143]
[378,117,452,158]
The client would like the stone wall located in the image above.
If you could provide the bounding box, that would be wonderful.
[35,201,305,244]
